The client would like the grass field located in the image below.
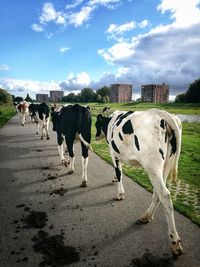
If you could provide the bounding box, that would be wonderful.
[0,104,16,128]
[0,102,200,225]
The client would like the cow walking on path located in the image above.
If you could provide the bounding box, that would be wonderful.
[95,108,183,255]
[35,102,50,140]
[51,104,92,187]
[16,101,29,126]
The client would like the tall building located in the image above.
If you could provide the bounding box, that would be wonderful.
[36,94,49,102]
[110,84,132,103]
[50,90,64,102]
[141,83,169,103]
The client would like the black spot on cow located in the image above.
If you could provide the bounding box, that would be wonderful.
[159,148,165,160]
[134,135,140,151]
[119,132,123,141]
[160,119,166,129]
[122,120,134,135]
[111,140,120,154]
[116,111,133,126]
[170,130,176,156]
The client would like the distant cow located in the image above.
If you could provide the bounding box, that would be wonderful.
[51,104,92,187]
[35,103,50,140]
[16,101,29,126]
[95,108,183,255]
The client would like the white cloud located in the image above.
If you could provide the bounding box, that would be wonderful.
[67,6,94,27]
[106,21,136,34]
[65,0,84,10]
[60,47,70,53]
[138,19,149,28]
[157,0,200,27]
[31,23,44,32]
[60,72,91,91]
[0,64,10,71]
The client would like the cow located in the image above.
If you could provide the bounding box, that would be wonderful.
[35,102,50,140]
[16,101,29,126]
[95,108,183,255]
[51,104,92,187]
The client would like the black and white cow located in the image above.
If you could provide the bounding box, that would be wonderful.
[95,108,183,255]
[51,104,92,187]
[29,103,38,123]
[34,103,50,140]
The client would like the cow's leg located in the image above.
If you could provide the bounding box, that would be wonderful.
[149,171,182,255]
[114,158,124,200]
[36,122,39,135]
[21,113,25,126]
[57,134,67,165]
[45,118,50,140]
[65,136,75,175]
[139,190,160,223]
[80,142,89,187]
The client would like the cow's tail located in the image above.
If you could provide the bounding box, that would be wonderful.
[161,111,182,182]
[78,133,93,151]
[75,104,93,151]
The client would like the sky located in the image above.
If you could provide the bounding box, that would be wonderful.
[0,0,200,100]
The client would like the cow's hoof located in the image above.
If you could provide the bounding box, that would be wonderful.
[40,136,43,140]
[47,136,50,140]
[171,240,183,256]
[81,181,87,187]
[138,214,152,224]
[112,177,118,183]
[115,193,124,200]
[21,123,24,126]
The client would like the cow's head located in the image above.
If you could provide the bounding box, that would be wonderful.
[95,114,110,140]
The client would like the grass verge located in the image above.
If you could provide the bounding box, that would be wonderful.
[0,103,16,128]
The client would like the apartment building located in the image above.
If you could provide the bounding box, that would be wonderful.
[110,84,132,103]
[36,94,49,102]
[141,83,169,103]
[50,90,64,102]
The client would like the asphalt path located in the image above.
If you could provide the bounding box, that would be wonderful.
[0,115,199,267]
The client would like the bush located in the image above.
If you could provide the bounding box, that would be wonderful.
[0,88,13,104]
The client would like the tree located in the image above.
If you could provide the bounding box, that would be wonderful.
[175,93,186,103]
[185,79,200,103]
[24,93,32,102]
[97,86,110,102]
[14,96,23,103]
[80,88,96,102]
[0,88,13,104]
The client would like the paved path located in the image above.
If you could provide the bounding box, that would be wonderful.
[0,115,199,267]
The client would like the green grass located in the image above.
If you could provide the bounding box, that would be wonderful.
[0,103,16,128]
[88,102,200,115]
[91,117,200,226]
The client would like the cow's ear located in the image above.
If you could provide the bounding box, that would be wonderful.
[97,114,103,121]
[86,106,91,111]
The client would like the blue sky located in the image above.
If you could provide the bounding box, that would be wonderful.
[0,0,200,100]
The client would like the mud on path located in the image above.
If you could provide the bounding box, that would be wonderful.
[0,116,199,267]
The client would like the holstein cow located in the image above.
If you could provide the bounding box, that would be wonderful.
[35,103,50,140]
[51,104,92,187]
[95,108,183,255]
[16,101,29,126]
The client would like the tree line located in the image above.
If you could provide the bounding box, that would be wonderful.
[0,79,199,104]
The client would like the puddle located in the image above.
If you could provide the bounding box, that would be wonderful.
[32,230,80,266]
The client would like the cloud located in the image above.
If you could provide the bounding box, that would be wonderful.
[98,0,200,94]
[32,0,124,33]
[60,72,91,91]
[59,47,70,53]
[0,64,10,71]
